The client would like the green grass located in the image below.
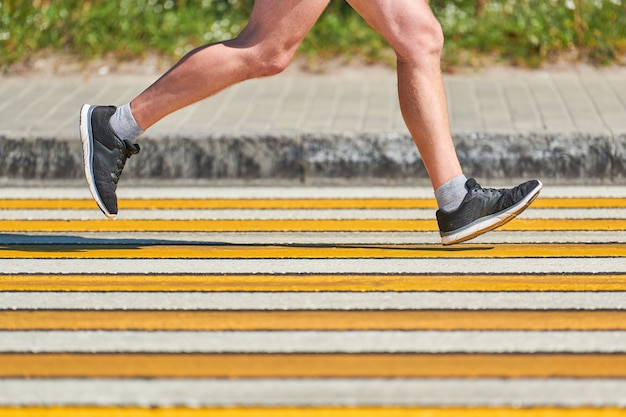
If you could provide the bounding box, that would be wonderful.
[1,0,624,72]
[433,0,626,68]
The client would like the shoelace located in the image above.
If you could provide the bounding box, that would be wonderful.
[112,140,140,184]
[470,181,524,208]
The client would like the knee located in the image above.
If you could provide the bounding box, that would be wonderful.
[393,13,444,66]
[253,46,295,77]
[229,30,298,77]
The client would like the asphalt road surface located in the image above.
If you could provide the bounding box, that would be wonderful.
[0,185,625,416]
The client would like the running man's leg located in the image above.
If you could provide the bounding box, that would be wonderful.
[132,0,331,130]
[347,0,461,190]
[80,0,330,218]
[347,0,542,244]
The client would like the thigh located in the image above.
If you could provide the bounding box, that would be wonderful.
[239,0,330,47]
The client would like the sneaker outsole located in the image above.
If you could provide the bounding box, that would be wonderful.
[80,104,117,219]
[440,180,543,245]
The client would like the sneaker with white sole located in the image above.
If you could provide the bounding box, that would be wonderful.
[79,104,140,218]
[436,178,542,245]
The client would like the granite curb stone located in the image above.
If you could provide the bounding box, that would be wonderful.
[0,131,622,184]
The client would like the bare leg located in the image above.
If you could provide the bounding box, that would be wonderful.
[347,0,463,189]
[131,0,330,130]
[83,0,542,244]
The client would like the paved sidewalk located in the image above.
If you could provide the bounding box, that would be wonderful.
[0,65,625,183]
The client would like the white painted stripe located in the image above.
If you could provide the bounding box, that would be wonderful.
[3,186,626,200]
[0,231,623,245]
[1,208,623,220]
[0,187,435,200]
[2,258,622,275]
[1,292,624,310]
[0,379,624,406]
[2,331,624,353]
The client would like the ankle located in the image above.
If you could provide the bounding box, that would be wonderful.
[109,103,144,142]
[434,174,468,212]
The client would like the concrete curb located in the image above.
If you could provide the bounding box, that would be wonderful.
[1,132,623,184]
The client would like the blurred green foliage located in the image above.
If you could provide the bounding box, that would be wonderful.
[432,0,626,67]
[0,0,254,65]
[0,0,624,71]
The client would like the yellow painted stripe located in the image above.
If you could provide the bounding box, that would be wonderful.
[2,407,625,417]
[1,219,623,232]
[0,243,623,259]
[1,274,624,292]
[1,408,625,417]
[3,311,625,331]
[1,197,624,209]
[2,354,625,378]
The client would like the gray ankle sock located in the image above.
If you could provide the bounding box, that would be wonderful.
[109,103,144,142]
[434,174,468,212]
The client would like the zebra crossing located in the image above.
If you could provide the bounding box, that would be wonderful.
[0,185,625,416]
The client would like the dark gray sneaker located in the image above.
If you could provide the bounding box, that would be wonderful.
[436,178,542,245]
[79,104,140,218]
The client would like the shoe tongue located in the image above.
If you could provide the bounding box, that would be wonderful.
[465,178,478,189]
